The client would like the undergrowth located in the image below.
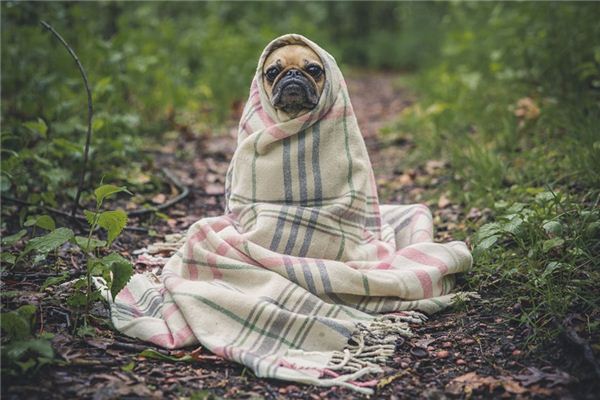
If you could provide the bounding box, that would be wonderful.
[384,3,600,347]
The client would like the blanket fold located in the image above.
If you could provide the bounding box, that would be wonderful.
[108,34,472,393]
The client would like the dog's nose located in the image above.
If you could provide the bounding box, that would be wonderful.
[285,69,302,78]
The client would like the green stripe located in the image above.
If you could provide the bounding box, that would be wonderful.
[362,274,370,296]
[252,132,263,201]
[239,209,365,243]
[174,252,263,271]
[175,293,297,348]
[229,191,379,205]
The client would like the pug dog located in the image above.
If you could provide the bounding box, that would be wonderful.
[263,44,325,118]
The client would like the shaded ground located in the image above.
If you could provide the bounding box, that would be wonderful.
[2,71,597,399]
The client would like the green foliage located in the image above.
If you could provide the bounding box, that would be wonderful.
[96,210,128,245]
[1,305,55,376]
[471,191,600,344]
[21,227,74,258]
[100,252,134,300]
[379,3,600,347]
[24,215,56,231]
[1,2,445,213]
[70,183,134,323]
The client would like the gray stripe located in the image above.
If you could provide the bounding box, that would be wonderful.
[283,137,293,202]
[269,205,289,251]
[297,129,308,203]
[283,255,298,283]
[300,258,317,294]
[316,260,348,305]
[387,205,416,226]
[311,123,322,206]
[298,209,320,257]
[283,208,303,255]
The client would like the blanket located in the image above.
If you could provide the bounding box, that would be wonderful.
[108,34,472,394]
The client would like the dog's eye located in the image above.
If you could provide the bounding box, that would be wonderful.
[306,65,323,78]
[265,67,279,82]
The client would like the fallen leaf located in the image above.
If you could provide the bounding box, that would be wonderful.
[438,194,451,209]
[514,367,573,387]
[151,193,167,205]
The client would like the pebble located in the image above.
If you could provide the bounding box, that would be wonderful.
[456,359,466,365]
[435,350,450,359]
[512,349,522,356]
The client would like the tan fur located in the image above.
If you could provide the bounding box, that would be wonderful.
[263,44,325,116]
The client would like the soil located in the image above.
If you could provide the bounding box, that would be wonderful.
[1,71,598,400]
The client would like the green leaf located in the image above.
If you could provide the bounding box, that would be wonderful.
[67,292,87,307]
[139,349,193,363]
[83,210,97,227]
[41,272,70,291]
[0,174,11,192]
[474,235,499,257]
[110,260,133,300]
[1,252,17,265]
[24,215,56,231]
[22,228,74,256]
[101,252,134,300]
[121,360,136,372]
[87,258,108,275]
[23,119,47,138]
[542,220,563,237]
[1,229,27,246]
[97,210,128,245]
[1,312,31,339]
[541,262,564,279]
[502,217,523,235]
[542,238,565,253]
[94,184,131,207]
[74,235,106,252]
[474,223,501,242]
[585,221,600,237]
[535,191,556,204]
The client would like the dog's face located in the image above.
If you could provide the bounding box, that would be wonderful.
[263,44,325,118]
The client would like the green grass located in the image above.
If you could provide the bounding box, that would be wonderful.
[383,2,600,347]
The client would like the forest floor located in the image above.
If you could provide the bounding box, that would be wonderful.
[2,71,598,399]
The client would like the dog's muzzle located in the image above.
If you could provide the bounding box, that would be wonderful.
[272,70,319,112]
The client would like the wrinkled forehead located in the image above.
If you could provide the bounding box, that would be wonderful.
[263,44,322,70]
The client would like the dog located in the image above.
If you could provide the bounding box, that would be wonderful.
[262,44,325,119]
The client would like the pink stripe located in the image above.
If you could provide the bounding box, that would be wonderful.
[162,303,179,319]
[412,269,433,298]
[398,247,449,274]
[148,325,193,349]
[376,242,391,259]
[117,287,142,317]
[376,262,392,270]
[206,252,223,280]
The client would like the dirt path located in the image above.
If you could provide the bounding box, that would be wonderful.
[2,72,593,399]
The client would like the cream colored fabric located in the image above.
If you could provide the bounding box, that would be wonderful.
[108,34,472,393]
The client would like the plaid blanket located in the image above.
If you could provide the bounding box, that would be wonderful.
[108,34,472,393]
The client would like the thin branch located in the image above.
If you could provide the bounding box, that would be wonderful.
[1,167,193,231]
[127,168,191,217]
[40,21,93,218]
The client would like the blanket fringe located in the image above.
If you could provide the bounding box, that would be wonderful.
[322,311,427,394]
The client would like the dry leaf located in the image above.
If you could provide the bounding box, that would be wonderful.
[152,193,167,204]
[438,194,451,209]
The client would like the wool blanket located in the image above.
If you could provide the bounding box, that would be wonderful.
[107,34,472,394]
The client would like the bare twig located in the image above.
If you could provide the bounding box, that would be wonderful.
[126,168,191,216]
[1,166,189,230]
[40,21,93,218]
[1,196,146,233]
